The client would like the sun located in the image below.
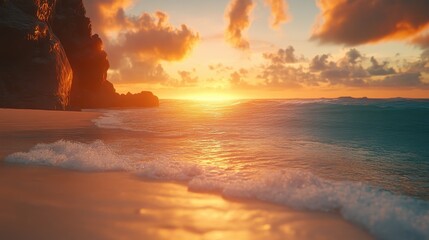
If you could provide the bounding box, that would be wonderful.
[178,93,239,102]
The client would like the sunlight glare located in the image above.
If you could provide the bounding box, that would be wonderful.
[179,94,238,102]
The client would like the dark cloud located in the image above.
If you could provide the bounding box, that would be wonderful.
[343,48,363,65]
[367,57,396,76]
[311,49,369,86]
[312,0,429,46]
[310,54,334,71]
[371,73,426,88]
[320,49,428,88]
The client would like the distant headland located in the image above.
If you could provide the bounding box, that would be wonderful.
[0,0,159,110]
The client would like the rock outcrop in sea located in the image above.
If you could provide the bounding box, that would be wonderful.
[0,0,159,110]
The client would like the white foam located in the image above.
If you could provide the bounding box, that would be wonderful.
[136,158,203,181]
[5,140,130,171]
[5,140,429,240]
[92,110,126,130]
[213,170,429,240]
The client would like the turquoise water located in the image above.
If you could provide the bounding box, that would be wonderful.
[6,98,429,239]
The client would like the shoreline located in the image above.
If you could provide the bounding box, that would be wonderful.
[0,108,101,131]
[0,108,374,239]
[0,165,373,240]
[0,108,102,158]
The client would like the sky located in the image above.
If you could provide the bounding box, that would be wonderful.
[82,0,429,99]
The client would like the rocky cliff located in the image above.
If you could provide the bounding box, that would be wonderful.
[0,0,72,110]
[0,0,159,110]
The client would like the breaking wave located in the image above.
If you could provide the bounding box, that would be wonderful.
[5,139,429,240]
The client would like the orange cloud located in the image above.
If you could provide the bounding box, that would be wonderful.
[83,0,132,33]
[82,0,199,84]
[413,32,429,49]
[83,1,199,62]
[117,12,199,61]
[264,0,289,29]
[225,0,255,50]
[312,0,429,45]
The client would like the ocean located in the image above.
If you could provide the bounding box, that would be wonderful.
[6,98,429,239]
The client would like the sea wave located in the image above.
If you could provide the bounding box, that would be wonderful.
[5,140,429,240]
[92,110,129,130]
[5,140,131,171]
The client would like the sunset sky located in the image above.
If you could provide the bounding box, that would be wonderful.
[82,0,429,99]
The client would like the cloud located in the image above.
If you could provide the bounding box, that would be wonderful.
[259,47,316,88]
[175,70,199,87]
[310,49,429,88]
[254,46,427,90]
[259,64,315,88]
[220,47,429,91]
[310,54,334,71]
[83,0,132,34]
[403,50,429,73]
[264,0,289,29]
[263,46,300,64]
[117,59,170,83]
[312,0,429,46]
[82,0,199,84]
[412,32,429,49]
[343,48,362,65]
[209,64,233,74]
[422,49,429,63]
[116,12,199,61]
[225,0,255,50]
[224,0,290,50]
[311,49,368,86]
[229,68,254,88]
[310,49,412,88]
[371,73,424,88]
[367,57,396,76]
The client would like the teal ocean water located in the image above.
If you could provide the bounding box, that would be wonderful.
[6,98,429,239]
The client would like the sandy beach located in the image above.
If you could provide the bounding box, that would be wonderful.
[0,108,373,240]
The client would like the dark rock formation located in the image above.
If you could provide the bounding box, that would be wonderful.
[52,0,110,109]
[0,0,72,110]
[51,0,159,109]
[0,0,159,110]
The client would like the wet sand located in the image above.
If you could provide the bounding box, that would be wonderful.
[0,108,373,239]
[0,108,102,157]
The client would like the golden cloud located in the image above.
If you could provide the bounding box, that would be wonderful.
[264,0,289,29]
[225,0,255,50]
[118,11,199,61]
[82,0,199,84]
